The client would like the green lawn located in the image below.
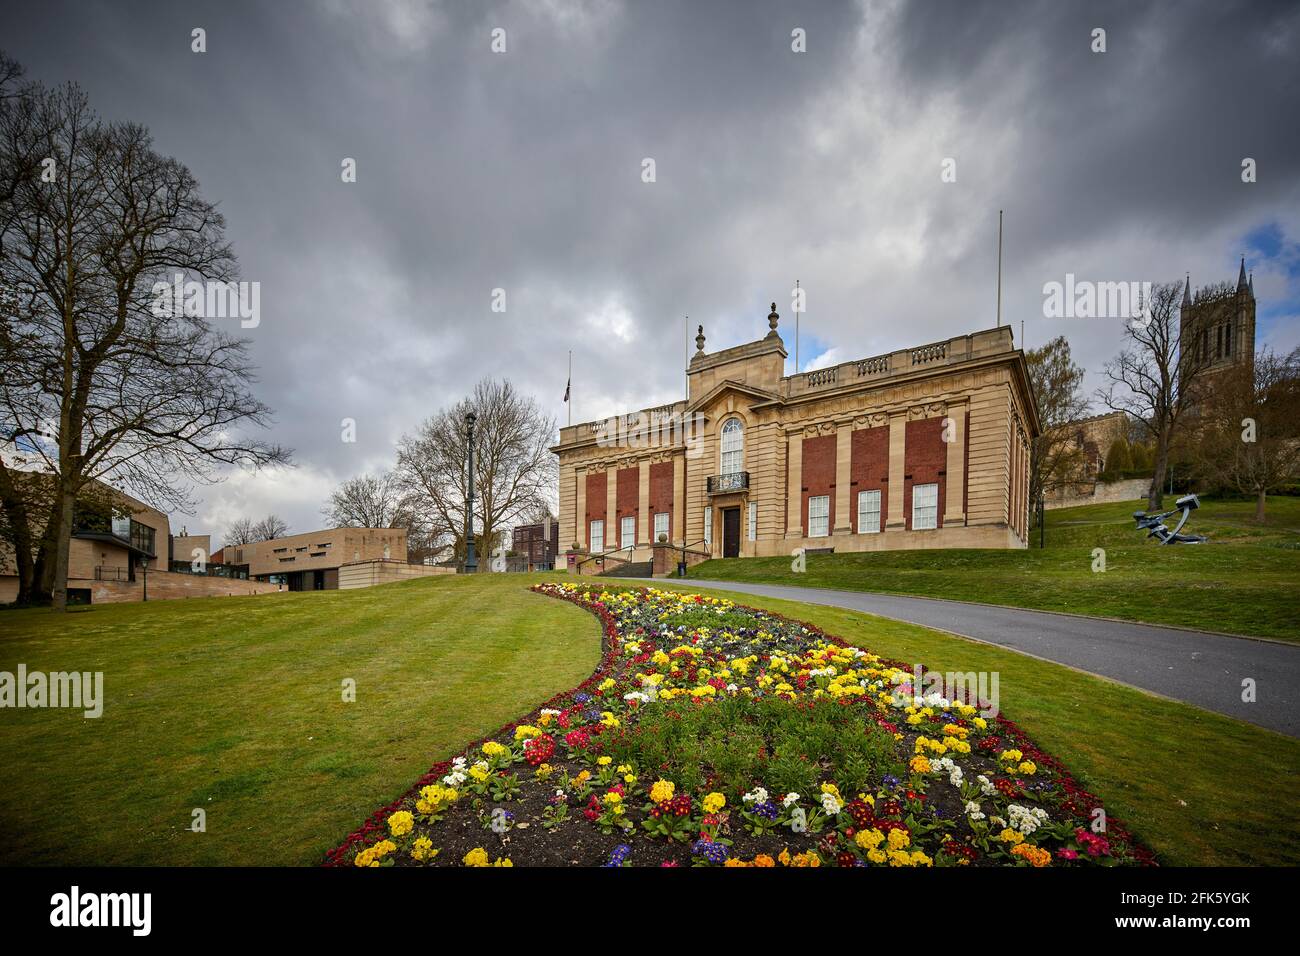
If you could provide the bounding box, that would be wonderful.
[640,580,1300,866]
[0,575,600,866]
[2,571,1297,866]
[685,495,1300,641]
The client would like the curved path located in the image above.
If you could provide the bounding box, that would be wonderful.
[674,579,1299,738]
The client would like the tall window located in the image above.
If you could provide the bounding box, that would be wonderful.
[589,519,604,553]
[654,512,669,541]
[747,502,757,541]
[912,483,938,530]
[857,489,881,534]
[704,506,712,545]
[720,418,744,475]
[620,515,635,549]
[808,496,830,537]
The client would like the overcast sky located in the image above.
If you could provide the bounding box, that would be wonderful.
[6,0,1299,545]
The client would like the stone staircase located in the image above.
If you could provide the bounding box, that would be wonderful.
[596,560,654,578]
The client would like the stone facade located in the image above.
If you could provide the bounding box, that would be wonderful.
[221,527,408,589]
[553,304,1040,567]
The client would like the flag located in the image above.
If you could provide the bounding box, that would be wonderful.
[563,377,570,403]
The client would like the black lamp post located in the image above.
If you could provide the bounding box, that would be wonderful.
[464,411,478,573]
[141,556,149,602]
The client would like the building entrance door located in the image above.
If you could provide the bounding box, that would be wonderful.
[722,507,741,558]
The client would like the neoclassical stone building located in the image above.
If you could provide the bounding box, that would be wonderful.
[553,304,1039,570]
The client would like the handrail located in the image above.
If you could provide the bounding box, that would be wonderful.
[576,545,636,572]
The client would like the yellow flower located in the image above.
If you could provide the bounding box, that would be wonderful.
[703,792,726,813]
[855,828,885,850]
[887,827,911,851]
[1018,761,1037,775]
[650,779,675,804]
[411,837,436,862]
[998,828,1025,846]
[463,847,490,867]
[387,810,414,837]
[909,755,931,774]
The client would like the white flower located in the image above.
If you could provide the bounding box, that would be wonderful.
[1008,803,1049,835]
[977,774,995,796]
[820,792,842,815]
[964,801,985,821]
[782,792,801,808]
[743,787,769,805]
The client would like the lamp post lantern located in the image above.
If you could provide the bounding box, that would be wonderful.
[464,410,478,573]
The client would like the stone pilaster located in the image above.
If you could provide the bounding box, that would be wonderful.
[944,401,967,526]
[886,411,907,529]
[833,419,853,535]
[785,430,803,540]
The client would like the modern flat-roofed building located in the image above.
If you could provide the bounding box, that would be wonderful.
[512,518,560,571]
[552,302,1039,572]
[220,526,409,590]
[0,478,266,604]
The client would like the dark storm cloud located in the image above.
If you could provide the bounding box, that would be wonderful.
[4,0,1297,539]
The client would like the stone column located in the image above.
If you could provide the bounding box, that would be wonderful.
[606,467,618,551]
[833,420,853,535]
[672,453,685,547]
[785,430,803,540]
[575,467,587,548]
[886,411,907,529]
[944,402,967,527]
[638,459,651,546]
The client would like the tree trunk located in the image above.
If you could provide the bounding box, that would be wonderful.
[1148,441,1168,512]
[50,485,76,611]
[1256,488,1267,524]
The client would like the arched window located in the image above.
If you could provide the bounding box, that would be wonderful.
[720,418,744,475]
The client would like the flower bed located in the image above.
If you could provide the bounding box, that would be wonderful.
[325,583,1155,867]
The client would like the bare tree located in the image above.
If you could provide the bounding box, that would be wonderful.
[1098,281,1211,510]
[1192,348,1300,522]
[223,516,257,548]
[395,378,556,569]
[322,472,409,528]
[250,515,290,542]
[0,68,289,607]
[1026,335,1089,511]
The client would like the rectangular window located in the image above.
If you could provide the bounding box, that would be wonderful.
[654,512,669,542]
[589,519,604,554]
[704,507,712,545]
[808,495,830,537]
[620,515,635,549]
[912,483,938,530]
[747,502,757,541]
[857,489,881,534]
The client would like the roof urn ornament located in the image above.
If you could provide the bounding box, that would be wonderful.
[768,302,779,332]
[695,324,706,353]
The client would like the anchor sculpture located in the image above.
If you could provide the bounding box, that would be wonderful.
[1132,493,1208,545]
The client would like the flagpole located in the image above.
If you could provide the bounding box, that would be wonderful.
[567,350,572,427]
[996,210,1003,328]
[795,279,800,372]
